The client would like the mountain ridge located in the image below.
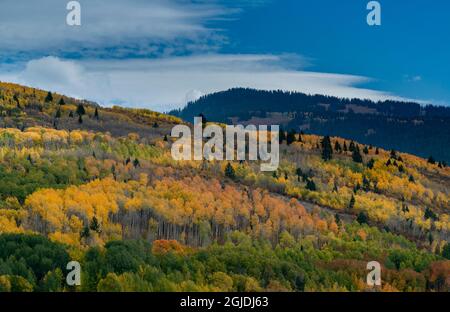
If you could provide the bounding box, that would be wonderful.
[171,88,450,162]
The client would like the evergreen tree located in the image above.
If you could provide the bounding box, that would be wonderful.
[357,212,369,225]
[306,179,316,191]
[225,163,236,179]
[334,213,341,225]
[80,225,90,238]
[133,158,140,168]
[89,216,102,233]
[362,175,370,191]
[94,107,99,120]
[45,91,53,103]
[348,195,355,210]
[69,111,74,118]
[76,104,86,116]
[58,98,65,105]
[55,108,61,119]
[321,136,333,161]
[343,141,348,152]
[442,243,450,260]
[363,146,369,155]
[390,149,398,159]
[352,146,363,163]
[334,141,342,153]
[367,158,375,169]
[78,115,83,124]
[279,128,286,144]
[349,141,356,152]
[424,207,438,221]
[427,156,436,165]
[286,129,297,145]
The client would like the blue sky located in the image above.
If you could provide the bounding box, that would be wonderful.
[0,0,448,110]
[220,0,450,105]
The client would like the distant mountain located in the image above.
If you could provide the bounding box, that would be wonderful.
[171,88,450,162]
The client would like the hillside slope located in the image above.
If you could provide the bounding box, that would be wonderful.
[0,83,449,292]
[171,88,450,163]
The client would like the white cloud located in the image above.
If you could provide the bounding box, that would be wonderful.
[0,0,231,58]
[0,54,417,112]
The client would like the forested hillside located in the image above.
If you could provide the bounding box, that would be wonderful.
[0,82,449,292]
[171,88,450,163]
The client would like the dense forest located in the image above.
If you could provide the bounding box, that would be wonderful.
[0,82,449,292]
[171,88,450,163]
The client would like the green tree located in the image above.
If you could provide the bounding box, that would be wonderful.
[357,211,369,224]
[352,146,363,163]
[442,243,450,260]
[97,273,124,292]
[286,130,297,145]
[306,179,316,191]
[76,104,86,116]
[348,195,355,210]
[55,108,61,119]
[225,163,236,179]
[321,136,333,161]
[90,216,102,234]
[40,269,63,292]
[45,92,53,103]
[279,128,286,144]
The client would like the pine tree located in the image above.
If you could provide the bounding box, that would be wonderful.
[152,122,159,128]
[94,107,99,120]
[55,108,61,119]
[69,111,74,118]
[58,98,65,105]
[352,146,363,163]
[334,213,341,225]
[343,141,348,152]
[363,146,369,155]
[321,136,333,161]
[427,156,436,165]
[133,158,140,168]
[306,179,317,191]
[349,141,356,152]
[279,128,286,144]
[286,129,296,145]
[424,207,438,221]
[334,141,342,153]
[390,149,398,160]
[225,163,236,179]
[442,243,450,260]
[362,175,370,191]
[89,216,101,233]
[297,132,303,143]
[348,195,355,210]
[357,211,369,225]
[76,104,86,116]
[45,91,53,103]
[367,158,375,169]
[80,225,90,239]
[78,114,83,124]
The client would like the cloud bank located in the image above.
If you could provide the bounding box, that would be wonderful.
[0,0,231,59]
[0,55,413,112]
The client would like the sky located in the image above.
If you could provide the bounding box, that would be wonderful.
[0,0,448,111]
